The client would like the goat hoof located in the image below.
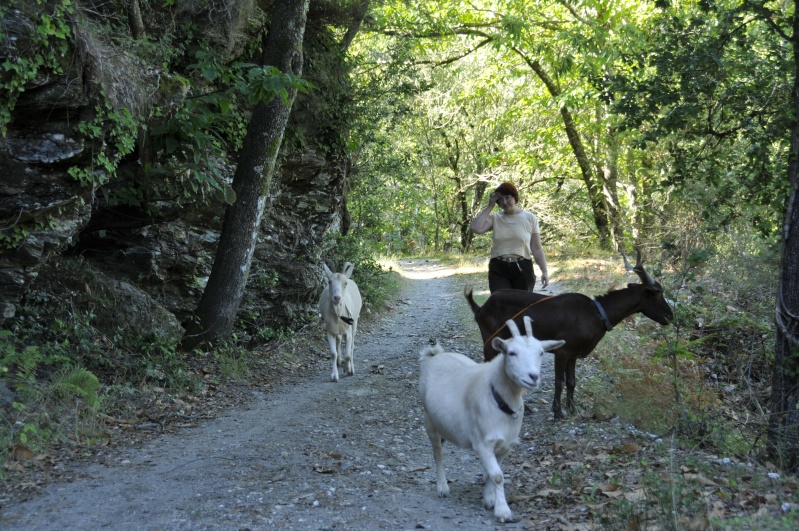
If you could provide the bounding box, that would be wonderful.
[331,373,339,382]
[496,513,518,523]
[494,505,513,522]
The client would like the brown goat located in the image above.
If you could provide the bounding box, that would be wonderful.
[465,250,674,420]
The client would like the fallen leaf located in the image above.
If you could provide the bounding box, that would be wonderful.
[625,488,646,502]
[708,500,727,518]
[688,514,709,531]
[11,444,35,461]
[610,442,641,454]
[4,461,25,472]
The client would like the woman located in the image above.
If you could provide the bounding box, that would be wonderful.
[470,182,550,293]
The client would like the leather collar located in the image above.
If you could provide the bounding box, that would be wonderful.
[593,298,614,331]
[491,383,521,418]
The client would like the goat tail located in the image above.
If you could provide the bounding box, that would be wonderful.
[419,344,444,362]
[463,285,482,316]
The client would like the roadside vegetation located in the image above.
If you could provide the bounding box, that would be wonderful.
[2,0,798,527]
[3,228,797,528]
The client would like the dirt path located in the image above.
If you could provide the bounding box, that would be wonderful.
[0,260,626,530]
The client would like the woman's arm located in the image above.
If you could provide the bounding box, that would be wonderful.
[470,192,499,234]
[530,232,549,288]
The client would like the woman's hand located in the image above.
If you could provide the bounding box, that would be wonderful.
[488,191,500,207]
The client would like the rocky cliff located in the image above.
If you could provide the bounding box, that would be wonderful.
[0,1,353,342]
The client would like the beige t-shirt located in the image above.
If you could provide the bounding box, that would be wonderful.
[488,210,540,259]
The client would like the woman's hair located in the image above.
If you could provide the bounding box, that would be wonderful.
[495,182,519,203]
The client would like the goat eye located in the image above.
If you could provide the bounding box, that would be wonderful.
[507,351,517,357]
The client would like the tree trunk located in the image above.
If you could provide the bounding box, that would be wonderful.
[126,0,146,40]
[515,50,612,249]
[181,0,310,351]
[769,182,799,469]
[600,127,624,251]
[464,177,488,252]
[768,0,799,469]
[338,0,371,53]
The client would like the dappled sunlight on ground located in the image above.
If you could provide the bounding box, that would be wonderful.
[394,259,461,279]
[381,257,487,280]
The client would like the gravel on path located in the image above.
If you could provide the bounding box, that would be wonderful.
[1,259,570,530]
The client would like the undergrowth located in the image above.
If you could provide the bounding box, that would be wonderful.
[0,247,399,485]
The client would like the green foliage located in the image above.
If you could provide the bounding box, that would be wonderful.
[46,366,101,407]
[146,46,315,208]
[114,333,198,392]
[0,0,73,136]
[210,339,252,381]
[589,225,777,460]
[68,100,140,189]
[608,0,793,237]
[0,330,101,458]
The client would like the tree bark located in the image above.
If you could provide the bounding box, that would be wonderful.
[126,0,146,40]
[181,0,310,351]
[767,0,799,470]
[600,127,624,251]
[514,50,612,249]
[339,0,371,53]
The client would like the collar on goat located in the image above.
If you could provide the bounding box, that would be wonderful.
[592,298,614,331]
[491,383,521,418]
[483,296,555,348]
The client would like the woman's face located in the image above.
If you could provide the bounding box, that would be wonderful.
[497,193,516,211]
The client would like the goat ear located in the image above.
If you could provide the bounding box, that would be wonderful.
[491,336,509,353]
[541,339,565,352]
[343,262,355,278]
[505,318,521,338]
[522,315,534,337]
[322,263,333,279]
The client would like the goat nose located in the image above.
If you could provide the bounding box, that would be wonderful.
[528,373,539,385]
[332,296,341,304]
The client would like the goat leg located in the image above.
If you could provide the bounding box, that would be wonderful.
[476,444,512,522]
[564,358,578,416]
[345,326,357,376]
[424,417,449,497]
[552,357,567,420]
[327,332,341,382]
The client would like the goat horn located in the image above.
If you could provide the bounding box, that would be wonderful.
[505,318,521,338]
[633,247,657,285]
[621,250,634,271]
[522,315,534,337]
[622,248,656,286]
[638,267,656,286]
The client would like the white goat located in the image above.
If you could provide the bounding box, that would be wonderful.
[319,262,362,382]
[418,316,564,522]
